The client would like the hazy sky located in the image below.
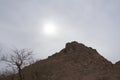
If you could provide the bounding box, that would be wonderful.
[0,0,120,70]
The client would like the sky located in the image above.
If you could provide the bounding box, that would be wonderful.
[0,0,120,71]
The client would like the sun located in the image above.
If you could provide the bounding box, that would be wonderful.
[42,22,58,36]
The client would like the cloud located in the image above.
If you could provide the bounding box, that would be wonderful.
[0,0,120,64]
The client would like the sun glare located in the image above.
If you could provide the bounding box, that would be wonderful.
[43,22,58,36]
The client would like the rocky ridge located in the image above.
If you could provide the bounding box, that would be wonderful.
[1,41,120,80]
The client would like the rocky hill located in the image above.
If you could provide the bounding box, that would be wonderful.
[1,41,120,80]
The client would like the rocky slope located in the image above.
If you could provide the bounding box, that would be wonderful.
[1,41,120,80]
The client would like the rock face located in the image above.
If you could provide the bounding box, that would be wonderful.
[2,41,120,80]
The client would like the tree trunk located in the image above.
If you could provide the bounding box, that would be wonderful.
[18,66,23,80]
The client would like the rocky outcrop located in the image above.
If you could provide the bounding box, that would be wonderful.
[2,41,120,80]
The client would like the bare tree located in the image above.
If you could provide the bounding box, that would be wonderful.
[1,49,33,80]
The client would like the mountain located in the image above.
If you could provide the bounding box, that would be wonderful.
[1,41,120,80]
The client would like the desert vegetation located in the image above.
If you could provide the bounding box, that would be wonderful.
[0,48,34,80]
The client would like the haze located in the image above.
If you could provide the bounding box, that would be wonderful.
[0,0,120,70]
